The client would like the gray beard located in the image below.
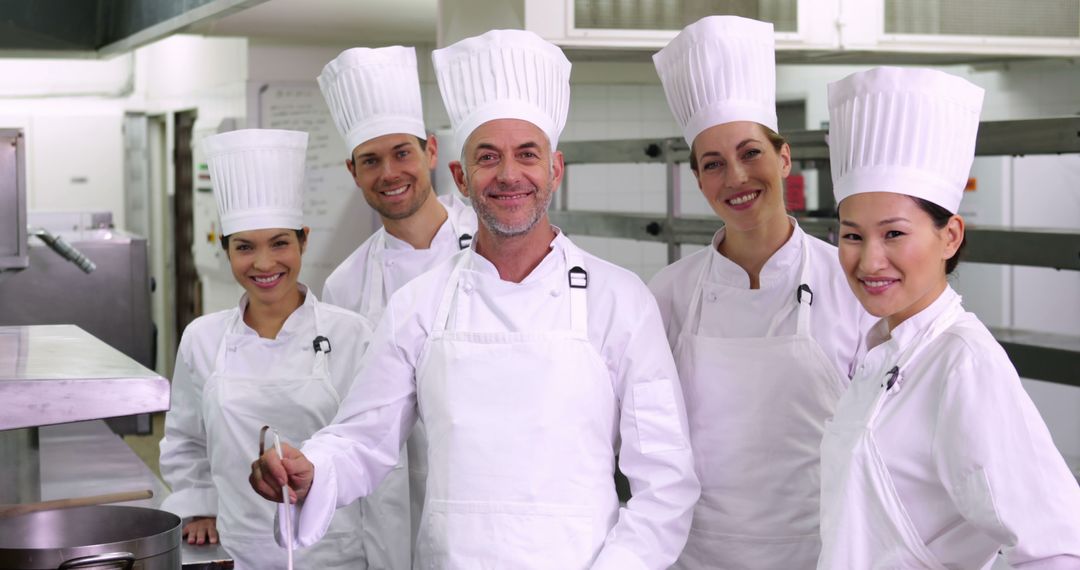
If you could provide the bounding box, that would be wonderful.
[473,182,553,238]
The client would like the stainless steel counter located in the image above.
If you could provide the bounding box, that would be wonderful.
[0,324,169,430]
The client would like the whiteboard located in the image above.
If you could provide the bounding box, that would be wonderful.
[254,81,379,297]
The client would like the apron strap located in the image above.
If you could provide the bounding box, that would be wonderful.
[212,306,249,371]
[864,293,964,427]
[887,294,964,389]
[681,250,712,338]
[430,245,588,336]
[309,300,330,378]
[359,230,387,318]
[432,252,471,334]
[446,196,473,250]
[793,233,814,336]
[564,248,589,337]
[762,232,815,337]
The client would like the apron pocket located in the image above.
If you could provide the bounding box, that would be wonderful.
[424,499,595,570]
[631,379,688,454]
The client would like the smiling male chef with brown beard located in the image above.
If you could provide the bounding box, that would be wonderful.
[316,45,477,569]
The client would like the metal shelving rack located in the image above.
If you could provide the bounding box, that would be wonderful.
[550,116,1080,387]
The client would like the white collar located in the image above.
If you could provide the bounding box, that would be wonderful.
[235,283,315,338]
[709,217,803,289]
[466,226,566,285]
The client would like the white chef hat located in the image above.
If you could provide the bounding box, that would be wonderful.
[654,16,778,146]
[318,46,428,152]
[828,67,984,214]
[432,29,571,150]
[203,129,309,236]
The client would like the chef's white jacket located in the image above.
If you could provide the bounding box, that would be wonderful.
[649,219,869,375]
[322,193,477,319]
[865,286,1080,568]
[160,288,373,519]
[288,230,701,569]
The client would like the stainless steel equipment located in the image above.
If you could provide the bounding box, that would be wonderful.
[0,505,181,569]
[0,325,169,506]
[0,325,168,431]
[0,214,157,435]
[0,225,153,371]
[0,129,28,271]
[29,228,97,274]
[33,420,232,569]
[0,428,39,504]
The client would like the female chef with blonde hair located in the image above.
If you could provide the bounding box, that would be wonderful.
[649,16,868,568]
[819,66,1080,569]
[159,129,373,569]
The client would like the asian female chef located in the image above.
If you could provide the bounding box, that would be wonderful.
[819,66,1080,569]
[159,129,374,569]
[649,16,870,569]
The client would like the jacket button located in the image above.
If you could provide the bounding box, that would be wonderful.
[706,292,718,302]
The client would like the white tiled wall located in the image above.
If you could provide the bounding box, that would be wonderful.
[558,83,707,281]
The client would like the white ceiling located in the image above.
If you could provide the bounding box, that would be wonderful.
[185,0,439,45]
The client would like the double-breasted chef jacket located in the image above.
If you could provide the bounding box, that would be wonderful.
[322,193,477,321]
[819,286,1080,569]
[650,219,867,374]
[650,219,869,568]
[161,286,374,569]
[283,230,701,570]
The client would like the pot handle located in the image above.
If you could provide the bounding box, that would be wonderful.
[57,551,135,570]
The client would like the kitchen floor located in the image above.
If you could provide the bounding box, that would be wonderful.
[123,412,165,479]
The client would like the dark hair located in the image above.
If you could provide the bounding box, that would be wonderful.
[912,197,965,275]
[349,134,428,164]
[220,228,307,251]
[689,124,787,172]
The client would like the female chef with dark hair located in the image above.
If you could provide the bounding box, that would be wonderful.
[159,129,373,569]
[819,66,1080,569]
[648,16,869,569]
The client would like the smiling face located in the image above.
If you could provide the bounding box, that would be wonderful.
[347,133,437,221]
[225,227,307,309]
[691,121,791,232]
[450,119,563,238]
[838,192,964,330]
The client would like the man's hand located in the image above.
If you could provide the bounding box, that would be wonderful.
[249,442,314,504]
[183,516,218,545]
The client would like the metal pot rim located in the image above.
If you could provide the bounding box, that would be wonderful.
[0,505,180,568]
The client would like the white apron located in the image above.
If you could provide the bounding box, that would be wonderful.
[673,235,846,569]
[817,294,964,570]
[359,214,474,569]
[413,248,620,569]
[202,302,364,570]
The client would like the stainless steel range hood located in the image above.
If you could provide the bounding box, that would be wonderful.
[0,0,269,58]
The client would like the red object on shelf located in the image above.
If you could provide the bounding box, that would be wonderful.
[785,174,806,212]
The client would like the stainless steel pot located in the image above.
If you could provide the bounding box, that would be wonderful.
[0,505,180,569]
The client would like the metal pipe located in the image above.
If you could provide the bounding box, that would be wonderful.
[29,228,96,274]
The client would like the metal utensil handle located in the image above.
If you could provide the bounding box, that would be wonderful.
[273,430,294,570]
[58,551,135,569]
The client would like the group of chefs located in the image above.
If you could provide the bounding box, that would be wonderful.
[157,14,1080,570]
